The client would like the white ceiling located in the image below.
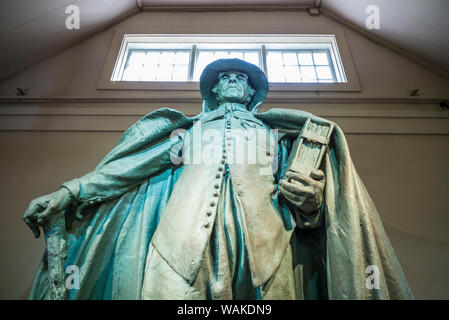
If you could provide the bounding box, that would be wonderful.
[321,0,449,77]
[0,0,448,82]
[0,0,137,81]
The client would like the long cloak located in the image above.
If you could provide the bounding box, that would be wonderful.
[29,107,413,300]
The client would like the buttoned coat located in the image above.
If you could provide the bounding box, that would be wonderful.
[29,106,413,300]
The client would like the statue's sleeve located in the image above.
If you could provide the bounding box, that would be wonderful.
[60,134,182,208]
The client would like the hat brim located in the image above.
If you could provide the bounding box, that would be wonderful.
[199,59,269,112]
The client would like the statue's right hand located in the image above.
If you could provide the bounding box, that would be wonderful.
[23,188,72,238]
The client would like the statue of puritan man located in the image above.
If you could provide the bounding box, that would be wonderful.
[24,59,413,300]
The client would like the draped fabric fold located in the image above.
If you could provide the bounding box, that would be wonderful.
[29,107,413,300]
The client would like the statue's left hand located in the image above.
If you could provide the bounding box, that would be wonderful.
[279,169,325,215]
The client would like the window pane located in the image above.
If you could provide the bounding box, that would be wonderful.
[159,52,175,66]
[122,65,142,81]
[313,52,329,65]
[195,49,262,80]
[214,51,228,59]
[316,66,332,80]
[300,66,317,82]
[172,65,189,81]
[128,51,145,66]
[122,50,191,81]
[283,53,298,66]
[267,52,283,66]
[229,51,243,59]
[298,53,314,65]
[174,52,190,65]
[194,51,214,79]
[264,48,337,83]
[141,65,158,81]
[156,64,173,81]
[285,66,301,82]
[112,35,345,84]
[243,52,259,65]
[198,51,214,62]
[118,43,338,84]
[268,65,285,82]
[197,51,214,66]
[144,52,160,66]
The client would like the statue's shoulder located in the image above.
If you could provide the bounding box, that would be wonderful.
[120,107,196,143]
[257,107,314,119]
[255,107,334,130]
[138,107,191,124]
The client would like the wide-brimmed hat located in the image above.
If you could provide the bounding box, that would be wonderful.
[199,58,269,112]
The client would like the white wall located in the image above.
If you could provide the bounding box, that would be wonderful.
[0,11,448,299]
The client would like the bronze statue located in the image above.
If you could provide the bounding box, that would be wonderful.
[24,59,413,299]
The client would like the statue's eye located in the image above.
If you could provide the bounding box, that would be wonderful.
[237,76,244,80]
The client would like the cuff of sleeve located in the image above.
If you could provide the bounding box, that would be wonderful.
[60,178,81,203]
[61,178,93,220]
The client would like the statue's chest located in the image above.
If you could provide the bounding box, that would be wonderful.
[183,112,276,166]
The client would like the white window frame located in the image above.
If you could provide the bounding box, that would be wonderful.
[117,47,192,82]
[98,32,361,92]
[192,45,263,81]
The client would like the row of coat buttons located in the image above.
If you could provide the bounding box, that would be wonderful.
[203,109,238,229]
[203,116,231,229]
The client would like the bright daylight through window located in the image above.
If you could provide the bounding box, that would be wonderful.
[111,35,347,84]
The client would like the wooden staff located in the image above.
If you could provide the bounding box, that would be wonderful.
[43,212,68,300]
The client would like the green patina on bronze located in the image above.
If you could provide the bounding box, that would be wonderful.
[24,59,413,300]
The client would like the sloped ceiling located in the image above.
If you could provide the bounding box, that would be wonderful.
[320,0,449,76]
[0,0,448,82]
[0,0,138,82]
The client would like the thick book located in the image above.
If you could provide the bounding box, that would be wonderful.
[286,118,334,180]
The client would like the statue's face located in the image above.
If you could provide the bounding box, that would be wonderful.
[212,71,255,105]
